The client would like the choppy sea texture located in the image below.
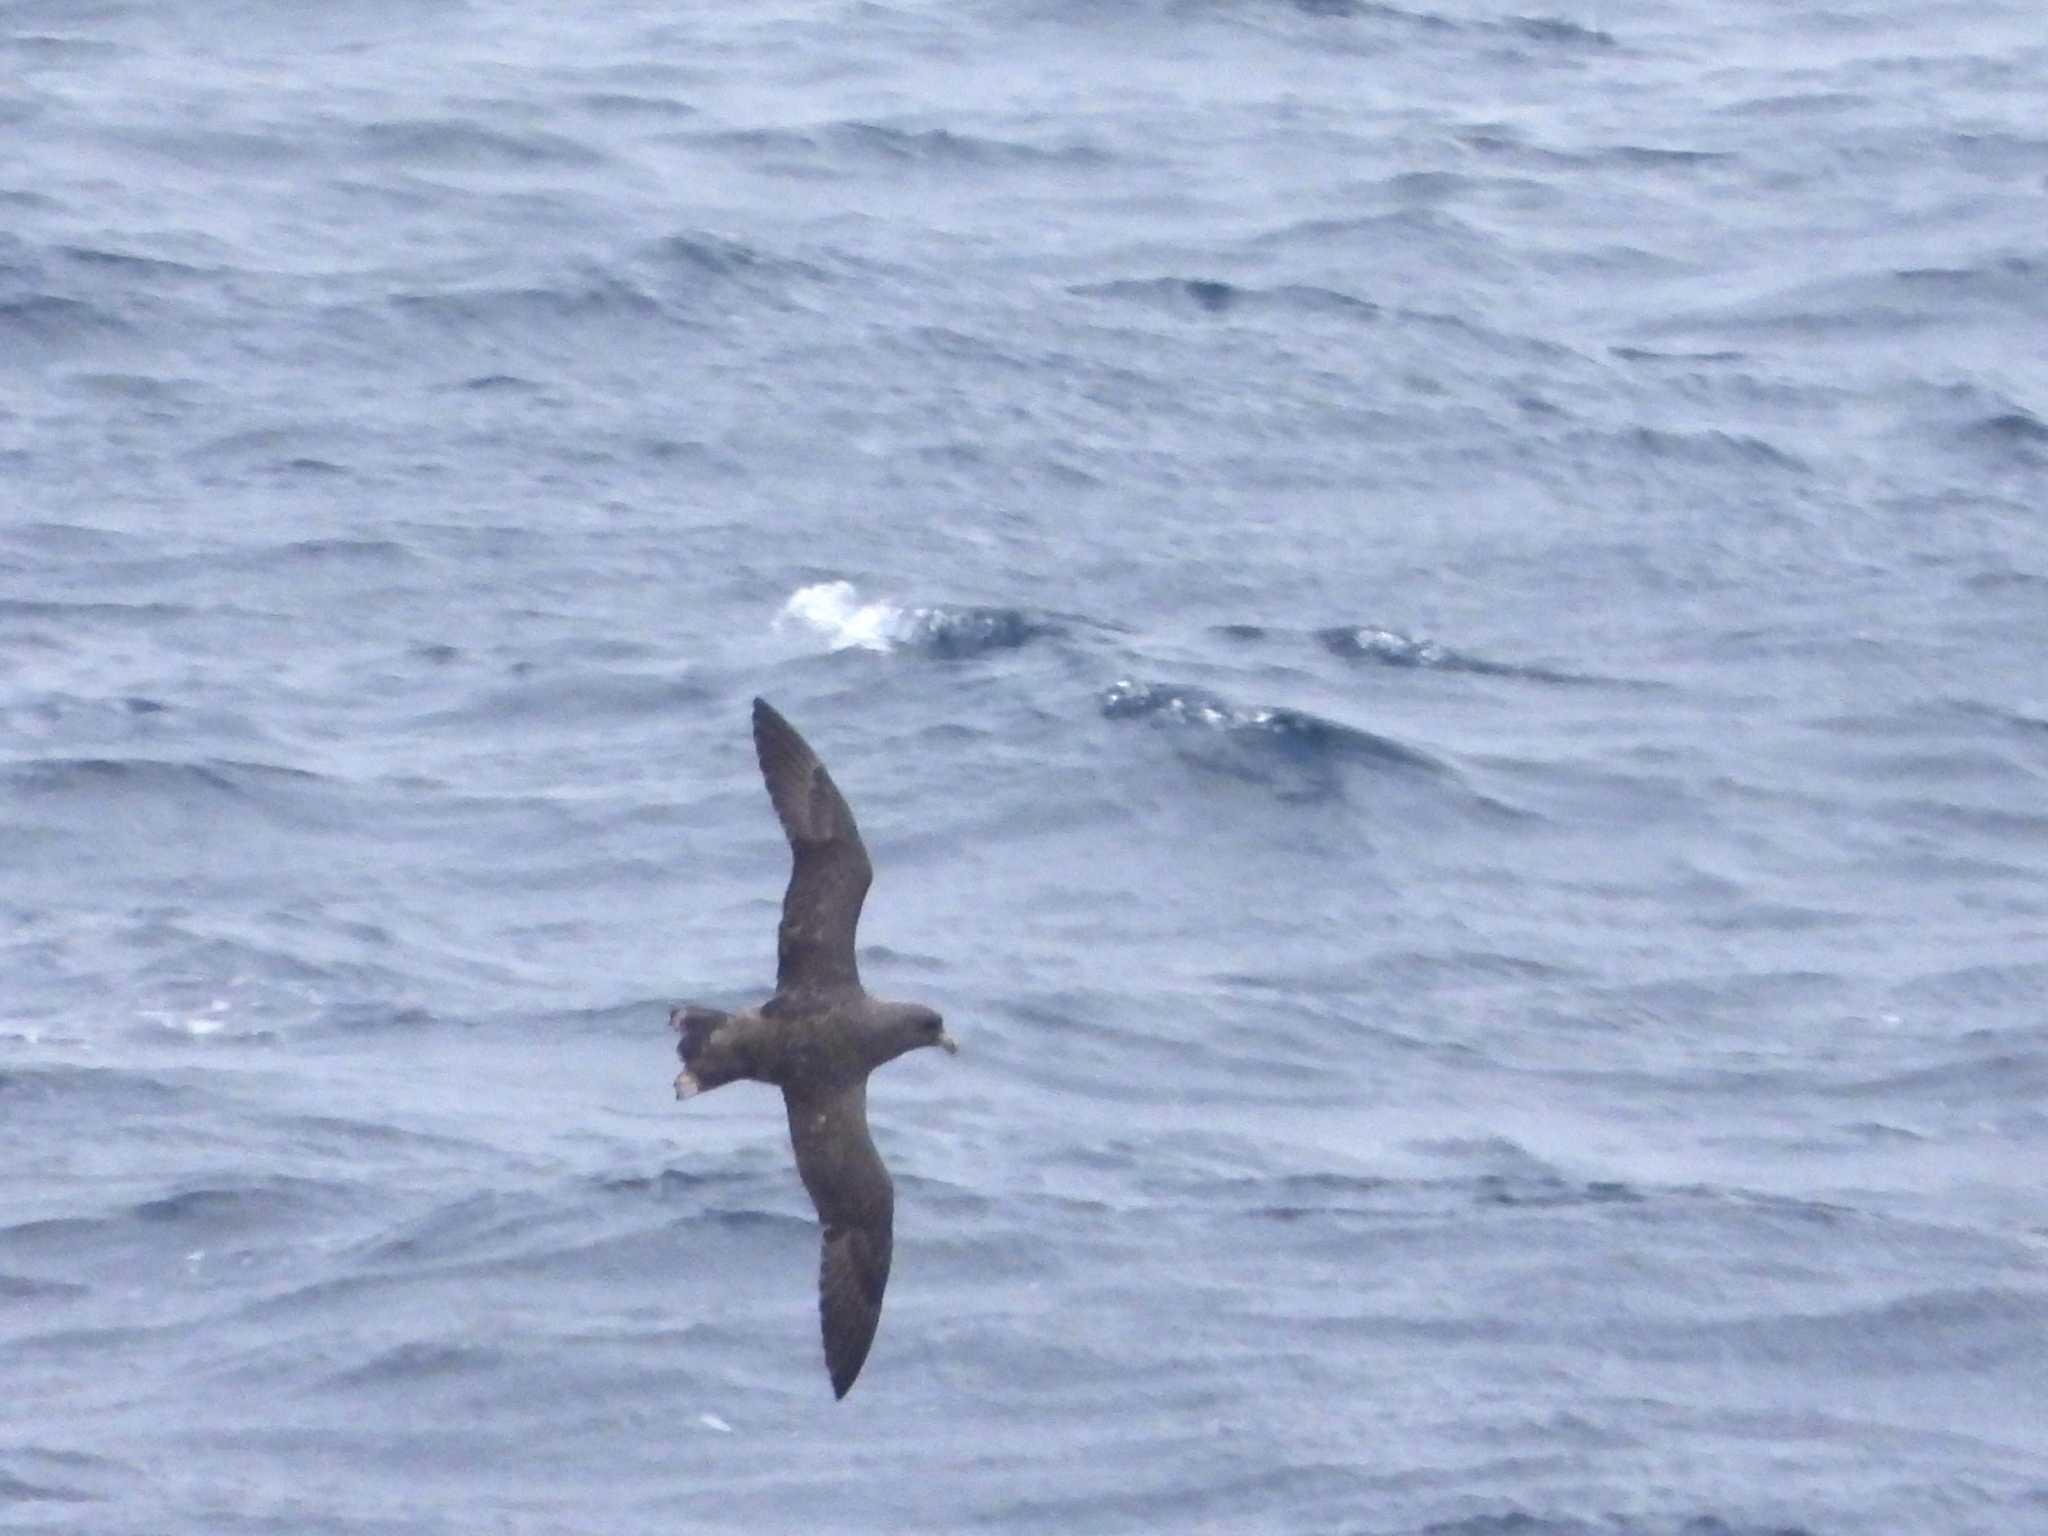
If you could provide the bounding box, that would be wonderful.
[4,0,2047,1531]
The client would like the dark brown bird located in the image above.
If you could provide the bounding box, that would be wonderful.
[671,697,956,1399]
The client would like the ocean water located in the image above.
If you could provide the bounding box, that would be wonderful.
[3,0,2046,1529]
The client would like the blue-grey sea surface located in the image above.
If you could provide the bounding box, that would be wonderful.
[3,0,2046,1530]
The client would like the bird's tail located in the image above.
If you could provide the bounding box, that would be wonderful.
[670,1005,736,1099]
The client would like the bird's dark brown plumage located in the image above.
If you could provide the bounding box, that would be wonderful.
[669,698,954,1399]
[752,699,873,995]
[787,1082,894,1398]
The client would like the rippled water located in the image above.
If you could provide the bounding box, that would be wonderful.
[4,0,2046,1530]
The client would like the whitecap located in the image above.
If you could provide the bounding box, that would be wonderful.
[774,580,912,653]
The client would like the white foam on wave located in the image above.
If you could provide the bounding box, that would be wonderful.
[774,580,913,653]
[141,997,233,1037]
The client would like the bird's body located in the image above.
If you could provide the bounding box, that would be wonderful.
[670,698,954,1399]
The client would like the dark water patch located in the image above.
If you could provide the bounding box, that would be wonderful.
[1956,408,2048,465]
[1101,678,1443,770]
[575,91,698,122]
[307,1000,439,1035]
[0,1272,89,1301]
[388,273,664,337]
[1505,15,1616,48]
[1,31,125,65]
[596,1167,729,1202]
[186,422,369,473]
[1074,276,1240,315]
[1264,0,1457,32]
[56,244,208,281]
[644,231,825,284]
[774,581,1069,659]
[1100,678,1448,802]
[257,1111,495,1163]
[1657,257,2048,343]
[1969,408,2048,441]
[4,755,327,803]
[446,372,540,393]
[1679,1286,2048,1374]
[0,294,130,355]
[2,687,175,735]
[833,121,1112,169]
[1354,945,1573,990]
[1965,563,2046,594]
[904,604,1058,659]
[1611,345,1745,363]
[213,534,415,571]
[0,1064,198,1111]
[1472,1172,1644,1209]
[701,121,1110,176]
[1180,1169,1391,1220]
[325,1339,508,1392]
[131,1177,361,1235]
[350,1190,578,1271]
[1826,1049,2048,1102]
[637,232,834,310]
[0,1469,97,1505]
[109,124,309,173]
[0,519,145,559]
[1720,90,1871,119]
[1881,795,2048,843]
[1219,620,1647,691]
[1605,144,1732,169]
[69,369,196,404]
[362,119,606,169]
[1602,426,1807,472]
[1945,698,2048,737]
[275,455,347,476]
[544,996,681,1037]
[1070,276,1379,324]
[1314,624,1588,681]
[1694,900,1858,935]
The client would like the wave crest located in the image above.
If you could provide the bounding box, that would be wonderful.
[775,581,1050,658]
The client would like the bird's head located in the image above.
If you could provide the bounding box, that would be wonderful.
[869,1001,958,1065]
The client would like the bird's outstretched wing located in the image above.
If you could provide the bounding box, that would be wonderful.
[818,1216,893,1399]
[784,1083,895,1398]
[752,698,873,996]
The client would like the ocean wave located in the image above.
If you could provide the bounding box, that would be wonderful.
[1100,678,1444,772]
[2,755,326,804]
[388,273,665,335]
[1313,624,1576,679]
[702,121,1111,173]
[0,294,131,357]
[1682,1286,2048,1373]
[0,1469,97,1505]
[1098,678,1453,804]
[640,231,829,291]
[362,118,607,169]
[1653,255,2048,344]
[1070,276,1379,323]
[324,1339,507,1391]
[130,1178,360,1233]
[0,1272,89,1301]
[775,580,1054,658]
